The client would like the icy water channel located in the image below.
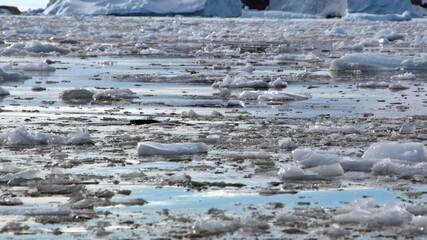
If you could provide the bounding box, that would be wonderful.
[0,16,426,239]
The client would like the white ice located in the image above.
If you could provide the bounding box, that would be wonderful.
[362,142,427,162]
[0,87,10,96]
[0,65,31,81]
[1,41,70,55]
[12,62,56,72]
[333,198,413,226]
[137,142,208,156]
[45,0,242,17]
[0,126,92,145]
[330,53,427,71]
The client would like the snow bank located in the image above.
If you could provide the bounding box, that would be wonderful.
[44,0,242,17]
[0,126,91,145]
[330,53,427,71]
[137,142,208,156]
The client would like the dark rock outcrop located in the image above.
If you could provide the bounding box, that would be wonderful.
[0,6,21,15]
[241,0,269,10]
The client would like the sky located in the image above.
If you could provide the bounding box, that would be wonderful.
[2,0,49,11]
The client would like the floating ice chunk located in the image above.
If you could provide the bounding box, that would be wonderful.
[362,142,427,162]
[412,216,427,228]
[325,27,347,36]
[238,63,254,74]
[92,88,137,101]
[372,159,427,177]
[326,224,350,238]
[0,126,91,145]
[59,88,94,103]
[241,10,323,19]
[333,198,412,226]
[330,53,427,71]
[399,123,416,134]
[213,75,268,89]
[0,168,41,182]
[292,149,340,168]
[137,142,208,156]
[66,128,92,145]
[278,137,297,150]
[192,218,240,235]
[308,125,361,134]
[268,78,288,88]
[388,82,410,90]
[375,29,405,42]
[391,72,416,80]
[181,109,199,118]
[139,48,166,55]
[3,40,70,54]
[333,209,372,223]
[307,163,344,177]
[0,65,31,81]
[278,166,323,180]
[357,81,389,88]
[238,90,308,101]
[0,87,10,96]
[374,202,413,226]
[13,62,56,72]
[15,26,56,35]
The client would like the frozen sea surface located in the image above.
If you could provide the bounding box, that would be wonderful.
[0,15,426,239]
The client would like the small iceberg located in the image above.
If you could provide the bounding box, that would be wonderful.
[137,142,208,156]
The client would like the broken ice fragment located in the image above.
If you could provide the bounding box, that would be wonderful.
[137,142,208,156]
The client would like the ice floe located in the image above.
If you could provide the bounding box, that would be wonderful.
[238,90,308,101]
[137,142,208,156]
[330,53,427,71]
[362,142,427,162]
[0,65,31,81]
[0,126,92,145]
[12,62,56,72]
[0,87,10,96]
[1,41,70,55]
[333,198,413,226]
[60,88,137,104]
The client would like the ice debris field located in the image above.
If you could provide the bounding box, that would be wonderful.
[0,4,427,240]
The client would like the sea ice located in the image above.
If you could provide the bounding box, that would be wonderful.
[1,40,70,55]
[59,89,94,104]
[0,65,31,81]
[0,126,91,145]
[238,90,308,101]
[330,53,427,71]
[13,62,56,72]
[333,198,413,226]
[278,166,324,180]
[0,168,41,182]
[212,75,269,89]
[137,142,208,156]
[92,88,137,101]
[391,72,416,80]
[362,142,427,162]
[0,87,10,96]
[278,137,297,150]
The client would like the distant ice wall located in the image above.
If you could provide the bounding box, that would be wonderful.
[267,0,417,17]
[267,0,348,17]
[44,0,242,17]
